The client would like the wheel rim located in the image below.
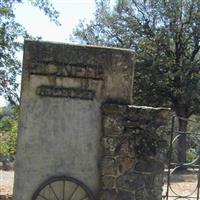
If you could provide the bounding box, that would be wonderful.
[32,176,95,200]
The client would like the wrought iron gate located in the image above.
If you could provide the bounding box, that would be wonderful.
[163,116,200,200]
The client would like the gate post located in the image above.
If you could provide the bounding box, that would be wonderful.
[100,104,171,200]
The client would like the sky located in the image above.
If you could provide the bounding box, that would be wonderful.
[15,0,95,43]
[0,0,96,106]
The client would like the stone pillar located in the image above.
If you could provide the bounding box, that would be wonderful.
[100,103,170,200]
[13,40,135,200]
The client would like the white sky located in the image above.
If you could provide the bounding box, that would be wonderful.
[14,0,95,43]
[0,0,96,106]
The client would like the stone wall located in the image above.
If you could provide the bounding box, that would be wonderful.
[100,103,170,200]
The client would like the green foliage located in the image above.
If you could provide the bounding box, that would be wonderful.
[186,148,197,162]
[0,106,18,157]
[0,0,60,104]
[71,0,200,118]
[188,115,200,134]
[71,0,200,163]
[187,115,200,161]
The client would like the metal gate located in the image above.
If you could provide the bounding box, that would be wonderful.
[163,116,200,200]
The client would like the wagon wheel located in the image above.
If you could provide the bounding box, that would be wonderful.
[32,176,95,200]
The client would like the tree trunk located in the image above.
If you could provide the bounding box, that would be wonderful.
[173,102,189,170]
[177,117,188,165]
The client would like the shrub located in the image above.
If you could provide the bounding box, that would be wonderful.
[0,106,18,158]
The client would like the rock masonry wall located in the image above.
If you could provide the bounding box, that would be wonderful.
[100,103,170,200]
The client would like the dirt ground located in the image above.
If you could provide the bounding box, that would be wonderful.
[0,170,199,200]
[0,170,14,200]
[162,170,199,199]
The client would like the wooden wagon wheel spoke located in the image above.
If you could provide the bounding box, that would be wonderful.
[68,185,79,200]
[38,194,49,200]
[49,184,60,200]
[63,181,65,200]
[32,176,95,200]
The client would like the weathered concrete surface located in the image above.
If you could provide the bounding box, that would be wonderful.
[14,98,101,200]
[13,40,135,200]
[20,40,135,104]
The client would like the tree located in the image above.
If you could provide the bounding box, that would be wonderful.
[0,0,60,104]
[71,0,200,164]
